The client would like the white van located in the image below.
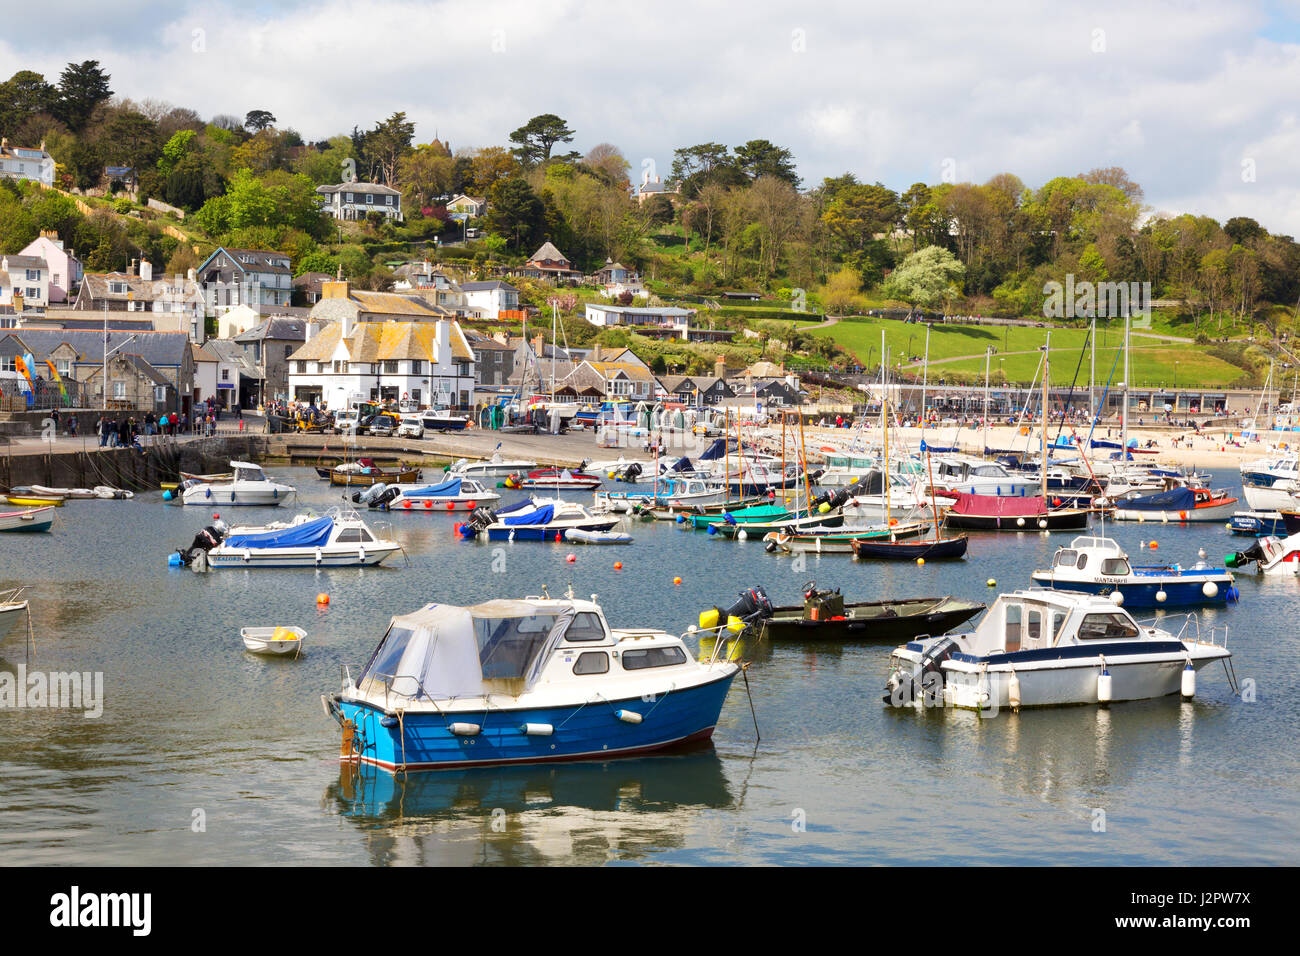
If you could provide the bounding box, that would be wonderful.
[396,413,425,439]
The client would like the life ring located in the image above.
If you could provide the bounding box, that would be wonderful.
[402,392,409,400]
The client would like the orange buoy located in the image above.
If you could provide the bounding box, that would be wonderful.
[424,500,432,509]
[1149,540,1159,550]
[446,501,455,510]
[317,592,329,605]
[466,501,476,510]
[673,576,682,585]
[1178,510,1187,520]
[614,561,623,570]
[403,501,411,509]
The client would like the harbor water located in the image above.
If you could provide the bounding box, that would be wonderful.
[1,467,1297,865]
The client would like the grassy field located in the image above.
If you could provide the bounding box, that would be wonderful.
[783,316,1253,387]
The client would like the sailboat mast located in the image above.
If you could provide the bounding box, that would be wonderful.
[1122,314,1130,455]
[883,344,891,525]
[1042,332,1050,502]
[983,347,991,455]
[921,324,930,426]
[1089,317,1096,423]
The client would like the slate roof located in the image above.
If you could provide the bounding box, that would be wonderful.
[0,328,192,366]
[460,280,518,293]
[233,316,309,343]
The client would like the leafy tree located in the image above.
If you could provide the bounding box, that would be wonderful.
[244,109,276,132]
[881,245,966,308]
[99,109,161,174]
[733,139,800,188]
[821,182,900,251]
[509,113,575,167]
[484,176,546,251]
[363,111,415,184]
[0,70,57,137]
[55,61,112,132]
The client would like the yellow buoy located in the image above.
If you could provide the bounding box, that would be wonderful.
[916,557,925,566]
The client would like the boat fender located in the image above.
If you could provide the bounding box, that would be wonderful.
[738,529,748,541]
[315,549,323,566]
[764,540,777,553]
[1155,590,1167,603]
[1181,660,1196,698]
[448,722,481,736]
[615,709,643,724]
[380,716,399,728]
[1110,590,1124,605]
[1226,585,1240,603]
[1097,660,1113,704]
[1016,517,1025,527]
[521,723,554,736]
[167,552,183,567]
[205,488,211,498]
[1202,581,1219,598]
[1008,668,1022,712]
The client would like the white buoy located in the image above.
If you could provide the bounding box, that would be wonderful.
[1198,548,1207,560]
[615,709,643,724]
[1202,581,1219,598]
[520,723,554,736]
[448,722,481,736]
[738,529,748,541]
[1098,667,1113,704]
[1111,590,1125,605]
[1038,519,1048,529]
[1008,670,1022,711]
[1181,662,1196,698]
[1155,590,1167,603]
[1161,513,1169,523]
[1016,517,1026,527]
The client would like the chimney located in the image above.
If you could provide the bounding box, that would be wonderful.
[322,279,350,299]
[715,355,727,379]
[532,333,544,357]
[128,259,137,277]
[187,267,196,282]
[436,318,451,368]
[140,260,153,282]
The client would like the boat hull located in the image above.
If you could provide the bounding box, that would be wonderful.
[207,545,399,567]
[760,600,982,642]
[181,488,296,507]
[329,468,421,487]
[850,535,969,560]
[1029,571,1232,608]
[486,518,620,541]
[1111,501,1237,523]
[1229,511,1288,536]
[0,507,54,532]
[334,670,737,772]
[944,508,1089,531]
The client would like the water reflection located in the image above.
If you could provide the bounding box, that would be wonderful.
[326,745,733,865]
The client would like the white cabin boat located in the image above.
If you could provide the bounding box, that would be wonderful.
[206,509,400,567]
[447,455,537,479]
[883,588,1230,711]
[178,461,296,507]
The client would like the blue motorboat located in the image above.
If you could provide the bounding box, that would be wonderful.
[1030,535,1238,608]
[323,595,741,772]
[1228,511,1289,536]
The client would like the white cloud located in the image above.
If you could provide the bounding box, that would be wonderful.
[6,0,1300,232]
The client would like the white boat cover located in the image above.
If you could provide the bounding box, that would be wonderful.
[358,600,577,701]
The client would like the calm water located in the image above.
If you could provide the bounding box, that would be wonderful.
[1,467,1296,865]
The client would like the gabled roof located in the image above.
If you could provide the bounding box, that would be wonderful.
[587,360,655,383]
[290,320,474,365]
[2,254,47,271]
[79,272,201,304]
[460,280,518,293]
[233,316,309,343]
[1,328,192,366]
[200,247,292,276]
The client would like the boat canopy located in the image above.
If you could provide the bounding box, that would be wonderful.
[358,600,578,699]
[948,493,1047,517]
[1121,487,1196,511]
[403,477,462,498]
[501,503,554,526]
[225,515,333,549]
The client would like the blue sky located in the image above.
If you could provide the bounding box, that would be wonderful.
[7,1,1300,235]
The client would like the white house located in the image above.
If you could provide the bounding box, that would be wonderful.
[287,316,475,411]
[316,181,403,221]
[0,139,54,187]
[196,247,294,316]
[460,280,520,319]
[0,254,50,309]
[584,303,695,339]
[20,232,81,303]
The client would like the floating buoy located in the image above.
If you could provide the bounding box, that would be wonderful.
[1202,580,1218,598]
[1155,590,1167,603]
[566,553,576,563]
[1037,519,1048,529]
[467,501,476,510]
[1179,510,1188,521]
[162,490,172,501]
[614,561,623,570]
[737,529,748,541]
[1181,661,1196,698]
[1197,548,1207,560]
[1097,667,1113,704]
[916,557,925,566]
[675,514,685,524]
[167,552,182,567]
[1110,590,1125,605]
[673,576,682,585]
[1149,540,1158,550]
[555,532,562,542]
[1016,517,1026,527]
[889,518,898,526]
[987,578,997,587]
[317,592,329,605]
[706,525,717,535]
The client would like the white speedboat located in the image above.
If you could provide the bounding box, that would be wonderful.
[365,476,501,512]
[1241,481,1300,513]
[447,454,537,479]
[929,456,1039,497]
[202,509,401,567]
[1226,533,1300,575]
[177,461,296,507]
[463,497,620,541]
[420,409,469,431]
[883,589,1231,711]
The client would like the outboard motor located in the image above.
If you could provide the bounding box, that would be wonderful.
[355,482,388,506]
[699,585,773,633]
[178,518,228,568]
[812,486,852,514]
[466,506,498,533]
[620,461,643,482]
[883,636,960,706]
[1225,541,1267,569]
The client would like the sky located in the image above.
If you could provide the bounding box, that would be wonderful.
[8,0,1300,234]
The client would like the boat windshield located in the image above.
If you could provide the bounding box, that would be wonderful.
[234,466,265,482]
[1076,613,1140,641]
[1100,557,1130,575]
[473,614,562,680]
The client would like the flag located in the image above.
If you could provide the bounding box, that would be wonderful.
[45,360,67,399]
[13,355,34,392]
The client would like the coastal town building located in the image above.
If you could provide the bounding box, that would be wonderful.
[196,247,294,316]
[316,181,403,221]
[460,279,519,319]
[232,316,309,406]
[0,254,50,309]
[0,139,54,187]
[71,262,205,342]
[19,232,82,303]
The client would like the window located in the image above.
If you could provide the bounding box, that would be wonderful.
[572,652,609,675]
[112,381,126,399]
[621,646,687,670]
[25,269,39,281]
[1054,549,1078,568]
[366,194,374,205]
[385,195,393,205]
[335,528,375,543]
[1077,613,1139,641]
[284,345,293,359]
[383,360,398,374]
[472,614,560,681]
[1,356,15,371]
[411,360,424,374]
[1100,558,1130,575]
[221,369,230,381]
[1026,608,1042,643]
[410,389,421,404]
[1004,604,1021,653]
[1076,554,1088,570]
[564,612,607,643]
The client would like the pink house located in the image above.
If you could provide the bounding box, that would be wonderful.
[20,231,83,303]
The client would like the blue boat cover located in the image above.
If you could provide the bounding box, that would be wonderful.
[496,498,535,515]
[502,504,554,526]
[919,442,957,453]
[225,515,334,549]
[1122,487,1196,511]
[403,477,462,498]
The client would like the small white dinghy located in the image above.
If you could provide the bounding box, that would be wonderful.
[241,625,306,657]
[563,528,633,545]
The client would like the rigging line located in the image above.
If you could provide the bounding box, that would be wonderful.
[1052,324,1092,445]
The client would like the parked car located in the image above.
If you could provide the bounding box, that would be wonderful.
[396,414,425,439]
[333,409,360,434]
[367,413,402,437]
